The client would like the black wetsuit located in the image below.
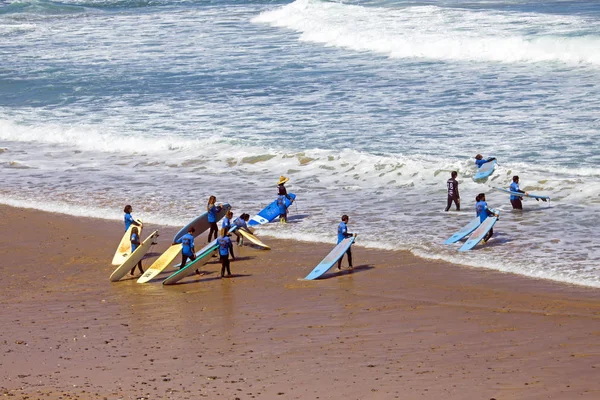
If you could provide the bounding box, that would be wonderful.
[445,178,460,211]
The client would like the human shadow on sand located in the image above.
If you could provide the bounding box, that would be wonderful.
[174,273,253,285]
[317,264,374,280]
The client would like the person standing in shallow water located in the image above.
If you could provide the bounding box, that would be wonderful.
[509,175,528,210]
[475,193,498,243]
[337,215,356,270]
[277,175,293,223]
[445,171,460,211]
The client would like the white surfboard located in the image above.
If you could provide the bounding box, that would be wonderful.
[111,219,143,265]
[238,229,270,250]
[137,243,182,283]
[110,230,159,282]
[303,236,356,280]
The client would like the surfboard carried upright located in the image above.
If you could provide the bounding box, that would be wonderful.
[473,159,496,181]
[112,219,143,265]
[238,229,270,250]
[443,216,481,244]
[110,230,159,282]
[248,194,296,226]
[492,187,550,202]
[162,241,219,285]
[303,236,355,280]
[137,244,182,283]
[458,213,499,251]
[173,203,231,242]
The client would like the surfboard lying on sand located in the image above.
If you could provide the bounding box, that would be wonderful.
[137,243,182,283]
[473,159,496,181]
[162,241,219,285]
[443,216,481,244]
[459,213,499,251]
[110,230,159,282]
[492,187,550,201]
[303,236,356,280]
[248,194,296,226]
[238,229,270,250]
[112,219,143,265]
[173,203,231,242]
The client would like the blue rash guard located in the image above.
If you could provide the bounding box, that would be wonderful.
[221,216,231,231]
[207,204,222,223]
[233,217,248,231]
[175,233,195,257]
[124,213,135,231]
[217,236,232,256]
[337,222,353,244]
[509,181,524,201]
[475,200,494,223]
[130,232,140,252]
[475,158,494,168]
[277,195,287,215]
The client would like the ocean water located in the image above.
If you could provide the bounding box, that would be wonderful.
[1,0,599,287]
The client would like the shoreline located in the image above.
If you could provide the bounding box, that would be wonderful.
[1,204,599,399]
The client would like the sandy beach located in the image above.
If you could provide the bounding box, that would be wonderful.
[0,204,599,399]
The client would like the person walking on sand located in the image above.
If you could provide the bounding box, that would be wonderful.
[337,215,356,270]
[474,154,496,168]
[173,227,196,268]
[129,226,144,275]
[206,196,222,242]
[509,175,528,210]
[475,193,498,243]
[123,205,141,231]
[277,175,293,223]
[445,171,460,211]
[217,228,235,278]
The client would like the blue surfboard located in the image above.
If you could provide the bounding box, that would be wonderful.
[303,236,355,280]
[458,212,499,251]
[443,216,481,244]
[173,203,231,242]
[474,159,496,181]
[248,193,296,226]
[492,187,550,201]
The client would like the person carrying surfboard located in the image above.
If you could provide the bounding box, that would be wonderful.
[217,228,235,278]
[509,176,528,210]
[474,154,496,168]
[129,227,144,276]
[222,210,234,232]
[277,175,293,223]
[123,205,141,231]
[445,171,460,211]
[173,227,196,268]
[232,213,251,246]
[337,215,356,270]
[475,193,498,243]
[206,196,223,243]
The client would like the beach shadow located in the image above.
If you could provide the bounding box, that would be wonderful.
[175,272,252,285]
[286,213,310,223]
[319,264,374,280]
[143,252,162,259]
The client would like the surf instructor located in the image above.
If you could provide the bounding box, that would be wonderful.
[277,175,293,223]
[509,176,528,210]
[445,171,460,211]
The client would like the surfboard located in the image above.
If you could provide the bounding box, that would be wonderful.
[248,193,296,226]
[237,229,270,250]
[303,236,355,280]
[173,203,231,242]
[443,216,481,244]
[137,243,182,283]
[473,159,496,181]
[111,219,143,265]
[109,230,159,282]
[458,213,499,251]
[492,187,550,201]
[162,241,219,285]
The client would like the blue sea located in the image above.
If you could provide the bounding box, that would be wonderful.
[1,0,599,287]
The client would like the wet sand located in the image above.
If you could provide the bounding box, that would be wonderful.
[0,204,599,399]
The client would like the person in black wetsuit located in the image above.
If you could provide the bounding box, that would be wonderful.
[277,175,293,223]
[445,171,460,211]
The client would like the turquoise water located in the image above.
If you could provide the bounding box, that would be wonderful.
[1,0,599,286]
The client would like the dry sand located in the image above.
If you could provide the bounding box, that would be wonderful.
[0,204,599,399]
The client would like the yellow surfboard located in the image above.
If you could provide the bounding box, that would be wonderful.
[111,219,143,265]
[110,230,159,282]
[238,229,270,250]
[137,244,182,283]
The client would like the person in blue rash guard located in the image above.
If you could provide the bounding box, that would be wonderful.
[475,193,499,243]
[123,205,141,232]
[222,210,234,233]
[509,175,528,210]
[217,228,235,278]
[277,175,293,223]
[232,213,251,246]
[206,195,222,243]
[129,227,144,276]
[337,214,356,270]
[173,227,196,269]
[474,154,496,168]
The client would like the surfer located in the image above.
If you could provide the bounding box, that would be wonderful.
[475,193,498,243]
[217,228,235,278]
[444,171,460,211]
[277,175,293,223]
[206,196,223,242]
[173,227,196,268]
[222,210,234,232]
[123,205,141,231]
[337,215,356,270]
[474,154,496,168]
[509,176,528,210]
[129,227,144,275]
[233,213,251,246]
